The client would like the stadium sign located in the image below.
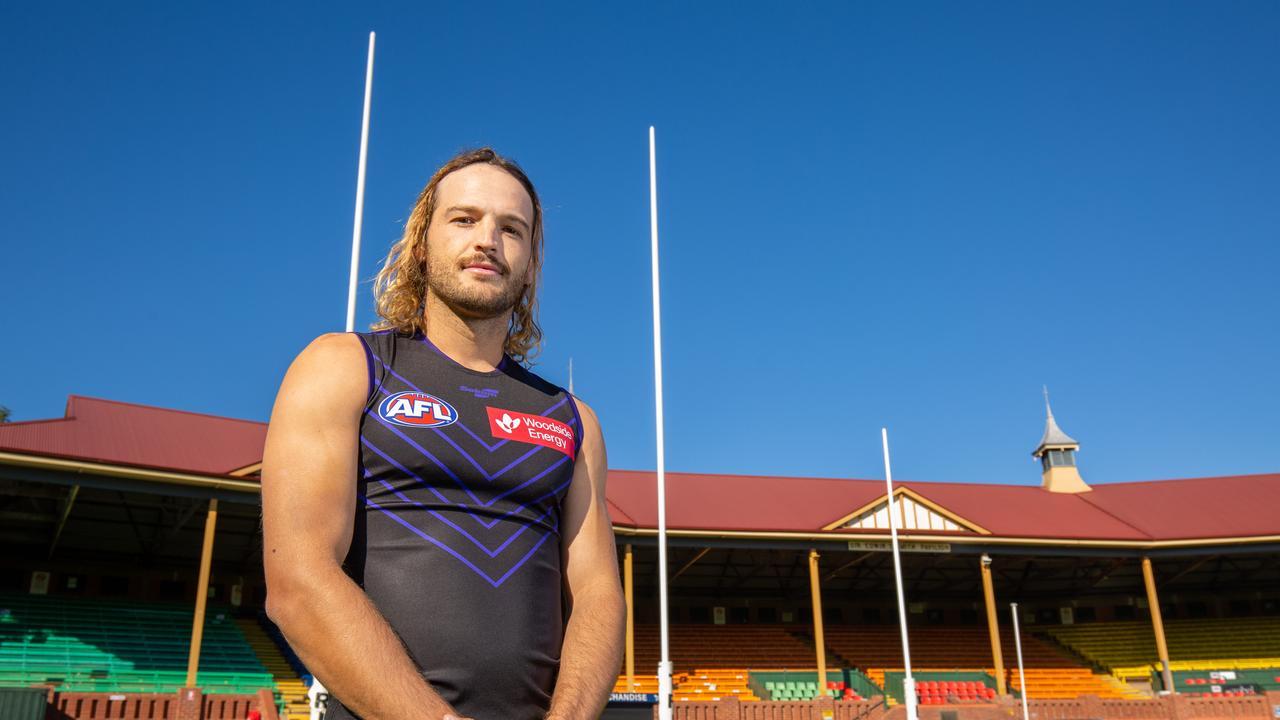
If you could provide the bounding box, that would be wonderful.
[608,692,657,704]
[846,541,952,553]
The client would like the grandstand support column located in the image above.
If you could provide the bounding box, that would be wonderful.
[979,554,1008,696]
[624,543,635,688]
[48,484,79,559]
[1141,556,1175,693]
[808,549,828,685]
[185,497,219,687]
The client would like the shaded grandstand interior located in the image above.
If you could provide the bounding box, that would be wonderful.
[613,543,1280,700]
[618,543,1280,627]
[0,479,267,606]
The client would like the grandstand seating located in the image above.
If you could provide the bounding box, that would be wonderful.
[612,673,660,695]
[822,624,1138,700]
[0,593,277,701]
[751,670,870,701]
[1042,617,1280,682]
[760,677,825,701]
[913,679,995,704]
[628,624,839,673]
[673,669,761,702]
[611,669,763,702]
[236,618,309,720]
[618,623,1144,701]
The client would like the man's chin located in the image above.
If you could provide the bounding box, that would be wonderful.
[427,278,520,319]
[442,294,518,320]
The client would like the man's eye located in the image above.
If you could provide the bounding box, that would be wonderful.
[453,216,475,225]
[503,225,523,237]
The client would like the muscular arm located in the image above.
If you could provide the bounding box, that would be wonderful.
[545,399,626,720]
[262,333,462,720]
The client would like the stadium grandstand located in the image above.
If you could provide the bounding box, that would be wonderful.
[1,394,1279,720]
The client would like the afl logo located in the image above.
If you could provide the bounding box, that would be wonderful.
[378,391,459,428]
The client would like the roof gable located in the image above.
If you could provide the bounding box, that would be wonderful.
[822,487,990,534]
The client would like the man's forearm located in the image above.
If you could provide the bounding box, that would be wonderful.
[546,581,626,720]
[269,566,458,720]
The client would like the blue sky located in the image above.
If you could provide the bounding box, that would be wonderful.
[2,2,1277,487]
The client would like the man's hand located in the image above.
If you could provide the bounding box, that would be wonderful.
[262,333,461,720]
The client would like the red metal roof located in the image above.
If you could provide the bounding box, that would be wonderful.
[0,395,266,477]
[608,469,885,534]
[903,481,1150,541]
[605,470,1280,542]
[1080,474,1280,541]
[2,395,1276,544]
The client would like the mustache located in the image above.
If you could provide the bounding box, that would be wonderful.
[459,254,509,275]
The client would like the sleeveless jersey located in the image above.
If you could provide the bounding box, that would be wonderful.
[325,330,581,720]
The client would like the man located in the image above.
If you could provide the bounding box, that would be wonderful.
[262,148,625,720]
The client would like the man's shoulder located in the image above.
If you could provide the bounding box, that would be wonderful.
[286,333,369,394]
[300,332,367,363]
[269,333,370,428]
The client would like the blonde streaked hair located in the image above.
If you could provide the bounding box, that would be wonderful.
[371,148,544,364]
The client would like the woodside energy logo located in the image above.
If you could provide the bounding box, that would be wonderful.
[486,406,576,458]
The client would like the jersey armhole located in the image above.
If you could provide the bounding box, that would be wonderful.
[352,332,377,405]
[566,391,584,463]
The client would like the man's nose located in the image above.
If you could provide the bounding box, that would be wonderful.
[474,217,501,250]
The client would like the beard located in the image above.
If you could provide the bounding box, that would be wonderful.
[425,252,526,320]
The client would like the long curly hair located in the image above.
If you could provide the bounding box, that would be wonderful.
[371,148,544,364]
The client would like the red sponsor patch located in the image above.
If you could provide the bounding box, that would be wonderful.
[486,406,576,458]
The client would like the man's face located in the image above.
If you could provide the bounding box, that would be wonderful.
[423,164,536,320]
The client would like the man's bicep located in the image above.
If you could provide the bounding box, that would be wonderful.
[560,399,618,599]
[262,334,368,578]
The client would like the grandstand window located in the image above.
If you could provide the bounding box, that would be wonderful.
[1036,608,1058,624]
[1046,449,1076,467]
[1161,603,1177,619]
[730,606,750,624]
[758,607,778,623]
[1262,598,1279,615]
[690,606,711,623]
[959,607,979,624]
[1186,601,1208,618]
[63,574,84,594]
[798,607,813,623]
[862,607,882,624]
[1074,606,1097,622]
[824,607,843,623]
[1229,599,1252,617]
[1114,604,1136,620]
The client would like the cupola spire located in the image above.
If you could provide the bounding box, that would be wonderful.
[1032,387,1089,493]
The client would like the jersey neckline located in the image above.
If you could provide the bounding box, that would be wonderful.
[417,332,511,378]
